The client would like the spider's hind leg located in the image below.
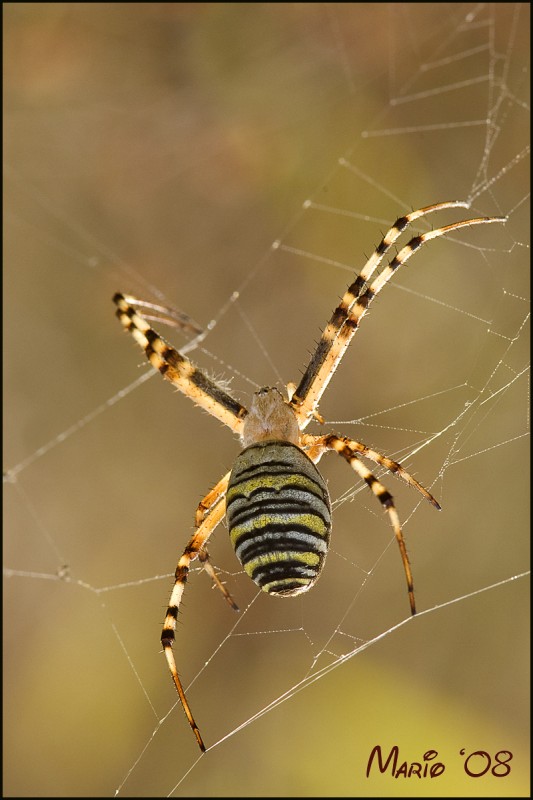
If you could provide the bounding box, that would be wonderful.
[304,433,427,615]
[161,472,233,751]
[194,471,239,609]
[198,547,239,611]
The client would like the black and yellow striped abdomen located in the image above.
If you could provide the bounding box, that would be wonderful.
[226,440,331,596]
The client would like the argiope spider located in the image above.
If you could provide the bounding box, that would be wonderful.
[113,200,504,752]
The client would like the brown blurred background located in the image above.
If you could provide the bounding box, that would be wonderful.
[4,3,529,797]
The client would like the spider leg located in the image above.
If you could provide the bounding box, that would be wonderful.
[306,434,420,615]
[302,433,440,509]
[290,208,505,429]
[198,548,239,611]
[113,293,248,436]
[327,201,468,301]
[161,487,228,752]
[192,471,239,609]
[115,295,204,336]
[194,471,231,526]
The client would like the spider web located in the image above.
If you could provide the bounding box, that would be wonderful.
[4,4,529,797]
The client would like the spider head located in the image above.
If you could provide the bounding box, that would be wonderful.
[241,387,299,448]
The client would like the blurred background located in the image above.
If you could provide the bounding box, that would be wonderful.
[4,3,529,797]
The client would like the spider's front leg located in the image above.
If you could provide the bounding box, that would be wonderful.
[162,475,231,752]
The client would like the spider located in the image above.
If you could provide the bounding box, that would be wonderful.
[113,200,504,752]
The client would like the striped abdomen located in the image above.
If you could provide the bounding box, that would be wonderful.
[226,440,331,596]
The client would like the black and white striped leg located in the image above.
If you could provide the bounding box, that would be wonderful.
[113,292,248,436]
[161,493,227,752]
[303,433,441,510]
[308,435,420,615]
[198,548,239,611]
[194,472,238,608]
[290,209,505,429]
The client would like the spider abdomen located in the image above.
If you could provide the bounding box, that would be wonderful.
[226,440,331,596]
